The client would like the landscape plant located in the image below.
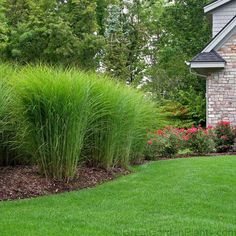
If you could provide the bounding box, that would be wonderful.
[146,125,216,159]
[146,127,185,159]
[12,67,94,180]
[1,65,156,180]
[213,121,235,152]
[183,126,215,154]
[0,64,16,165]
[82,74,155,169]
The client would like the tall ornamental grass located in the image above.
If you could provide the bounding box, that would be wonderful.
[82,75,155,169]
[6,65,156,180]
[83,78,136,169]
[130,94,156,162]
[12,67,94,180]
[0,64,16,165]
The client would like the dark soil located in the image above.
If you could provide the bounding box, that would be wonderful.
[0,166,130,201]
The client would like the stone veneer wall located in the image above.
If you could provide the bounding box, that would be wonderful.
[207,34,236,126]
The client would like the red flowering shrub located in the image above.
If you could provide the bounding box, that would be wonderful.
[184,126,215,154]
[146,121,236,159]
[213,121,235,152]
[146,127,185,158]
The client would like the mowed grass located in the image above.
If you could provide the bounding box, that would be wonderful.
[1,156,236,236]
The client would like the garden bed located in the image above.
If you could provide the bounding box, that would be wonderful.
[1,153,235,201]
[0,166,130,201]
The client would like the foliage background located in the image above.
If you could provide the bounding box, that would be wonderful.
[0,0,212,126]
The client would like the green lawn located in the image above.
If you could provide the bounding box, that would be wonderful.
[1,156,236,236]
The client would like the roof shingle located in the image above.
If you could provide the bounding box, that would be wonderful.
[190,50,226,63]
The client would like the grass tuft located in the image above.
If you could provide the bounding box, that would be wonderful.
[2,65,156,179]
[0,64,16,165]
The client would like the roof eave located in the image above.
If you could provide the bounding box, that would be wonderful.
[204,0,232,13]
[189,61,226,77]
[190,61,226,69]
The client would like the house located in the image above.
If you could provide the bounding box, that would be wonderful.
[188,0,236,126]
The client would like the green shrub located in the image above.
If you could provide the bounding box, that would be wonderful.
[154,100,194,129]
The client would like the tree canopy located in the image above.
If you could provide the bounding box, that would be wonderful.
[0,0,212,125]
[0,0,104,68]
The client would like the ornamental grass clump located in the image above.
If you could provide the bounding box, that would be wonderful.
[83,75,156,169]
[12,67,93,180]
[86,84,136,169]
[9,66,156,179]
[0,64,16,165]
[130,98,156,163]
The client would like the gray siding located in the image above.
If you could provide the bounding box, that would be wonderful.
[212,1,236,37]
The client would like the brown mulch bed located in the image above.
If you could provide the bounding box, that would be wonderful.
[0,165,130,201]
[1,153,235,201]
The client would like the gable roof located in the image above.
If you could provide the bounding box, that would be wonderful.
[202,15,236,52]
[204,0,234,13]
[187,0,236,73]
[189,15,236,65]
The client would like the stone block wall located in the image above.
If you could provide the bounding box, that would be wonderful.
[207,34,236,126]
